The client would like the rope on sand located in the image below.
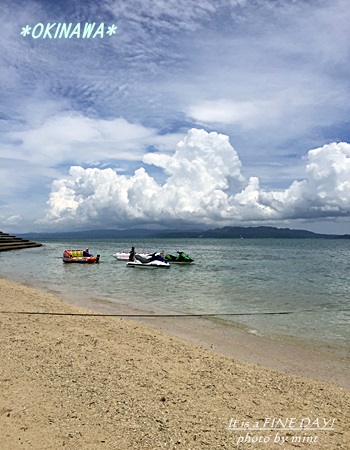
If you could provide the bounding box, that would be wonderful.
[0,309,349,318]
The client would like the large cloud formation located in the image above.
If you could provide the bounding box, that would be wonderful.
[41,129,350,229]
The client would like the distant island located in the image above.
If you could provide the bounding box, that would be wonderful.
[17,226,350,239]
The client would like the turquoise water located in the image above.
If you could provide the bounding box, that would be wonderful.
[1,238,349,354]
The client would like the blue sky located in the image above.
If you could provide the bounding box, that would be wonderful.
[1,0,350,233]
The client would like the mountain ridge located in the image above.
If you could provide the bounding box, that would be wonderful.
[17,226,350,239]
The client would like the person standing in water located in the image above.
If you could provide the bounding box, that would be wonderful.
[129,246,135,261]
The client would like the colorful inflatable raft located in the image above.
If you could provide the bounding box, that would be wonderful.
[63,249,100,264]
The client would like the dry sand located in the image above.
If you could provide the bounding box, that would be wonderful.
[0,277,349,449]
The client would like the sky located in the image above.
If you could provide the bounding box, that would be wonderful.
[1,0,350,234]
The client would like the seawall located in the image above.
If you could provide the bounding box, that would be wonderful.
[0,232,42,252]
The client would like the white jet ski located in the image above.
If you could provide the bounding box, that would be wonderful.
[126,253,170,269]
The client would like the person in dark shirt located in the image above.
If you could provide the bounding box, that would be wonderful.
[129,246,135,261]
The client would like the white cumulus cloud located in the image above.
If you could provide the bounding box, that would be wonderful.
[40,129,350,230]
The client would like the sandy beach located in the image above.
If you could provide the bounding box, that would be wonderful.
[0,277,349,449]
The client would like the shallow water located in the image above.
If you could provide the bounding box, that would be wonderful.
[1,238,349,354]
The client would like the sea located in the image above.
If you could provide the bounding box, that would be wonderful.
[1,238,349,357]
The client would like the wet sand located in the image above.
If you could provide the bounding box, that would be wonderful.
[65,293,350,389]
[0,277,349,449]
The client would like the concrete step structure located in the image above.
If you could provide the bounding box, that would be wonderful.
[0,232,42,252]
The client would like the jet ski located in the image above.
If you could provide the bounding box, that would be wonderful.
[126,252,170,269]
[165,251,194,264]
